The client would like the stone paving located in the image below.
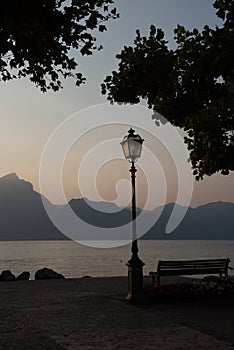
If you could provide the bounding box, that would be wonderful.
[0,277,234,349]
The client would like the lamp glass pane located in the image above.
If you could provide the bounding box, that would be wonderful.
[128,140,142,162]
[121,139,130,160]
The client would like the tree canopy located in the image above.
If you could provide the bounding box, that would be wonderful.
[0,0,119,92]
[102,0,234,179]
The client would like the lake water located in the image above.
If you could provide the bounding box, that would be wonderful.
[0,240,233,279]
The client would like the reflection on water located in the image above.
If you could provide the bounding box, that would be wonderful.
[0,240,233,278]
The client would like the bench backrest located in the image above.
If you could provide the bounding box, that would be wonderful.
[157,258,230,277]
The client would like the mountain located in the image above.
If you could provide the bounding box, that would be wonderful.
[0,173,67,240]
[0,173,233,240]
[142,201,234,240]
[69,198,131,228]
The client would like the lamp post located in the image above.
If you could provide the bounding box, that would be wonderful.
[121,128,145,302]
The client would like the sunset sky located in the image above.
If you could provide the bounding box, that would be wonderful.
[0,0,233,210]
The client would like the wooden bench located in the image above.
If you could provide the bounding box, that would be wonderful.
[149,258,232,285]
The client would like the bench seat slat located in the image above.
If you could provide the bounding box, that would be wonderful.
[158,266,227,271]
[158,262,227,266]
[158,260,227,265]
[159,268,226,276]
[160,264,226,270]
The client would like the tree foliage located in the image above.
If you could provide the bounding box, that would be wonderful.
[0,0,119,92]
[102,0,234,179]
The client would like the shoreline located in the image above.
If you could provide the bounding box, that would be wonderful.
[0,240,233,280]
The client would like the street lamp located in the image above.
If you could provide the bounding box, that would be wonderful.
[121,128,145,302]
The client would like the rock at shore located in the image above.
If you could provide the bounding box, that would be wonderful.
[0,270,15,281]
[16,271,30,281]
[35,268,65,280]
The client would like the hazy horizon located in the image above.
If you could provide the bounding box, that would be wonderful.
[0,171,233,210]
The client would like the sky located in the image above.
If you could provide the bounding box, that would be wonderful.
[0,0,233,210]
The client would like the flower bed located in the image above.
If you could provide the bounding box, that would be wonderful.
[145,276,234,301]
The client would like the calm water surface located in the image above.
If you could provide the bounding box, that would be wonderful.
[0,240,233,278]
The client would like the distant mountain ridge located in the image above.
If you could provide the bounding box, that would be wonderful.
[143,201,234,240]
[0,173,233,240]
[0,173,66,240]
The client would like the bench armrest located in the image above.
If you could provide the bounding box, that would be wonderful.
[149,271,157,285]
[228,266,233,270]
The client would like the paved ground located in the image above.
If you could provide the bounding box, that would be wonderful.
[0,277,234,349]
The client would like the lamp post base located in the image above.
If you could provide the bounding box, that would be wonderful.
[126,259,145,303]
